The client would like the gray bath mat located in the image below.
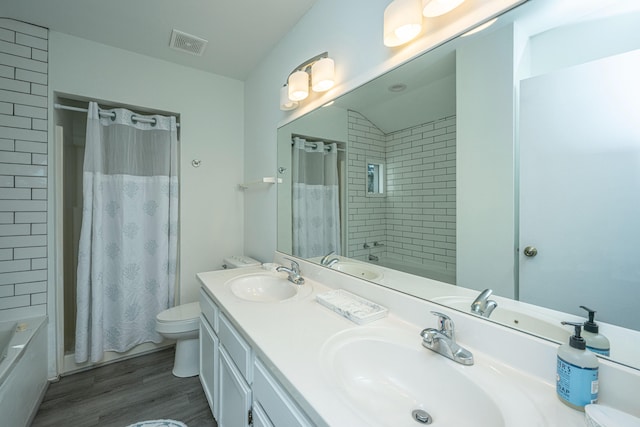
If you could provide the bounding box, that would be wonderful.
[126,420,187,427]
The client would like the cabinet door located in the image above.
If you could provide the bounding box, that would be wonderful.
[251,402,274,427]
[199,315,219,420]
[219,346,252,427]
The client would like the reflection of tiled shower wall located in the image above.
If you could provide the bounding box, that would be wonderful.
[346,111,386,260]
[346,111,456,273]
[0,19,49,320]
[386,116,456,271]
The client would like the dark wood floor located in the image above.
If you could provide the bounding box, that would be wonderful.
[31,348,217,427]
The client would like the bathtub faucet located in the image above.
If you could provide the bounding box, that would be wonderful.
[368,254,379,262]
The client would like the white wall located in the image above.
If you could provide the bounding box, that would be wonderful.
[48,32,245,306]
[456,24,517,298]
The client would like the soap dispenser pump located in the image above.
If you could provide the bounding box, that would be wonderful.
[580,305,610,356]
[556,321,599,411]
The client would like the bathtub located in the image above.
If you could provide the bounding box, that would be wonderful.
[0,316,48,427]
[372,256,456,285]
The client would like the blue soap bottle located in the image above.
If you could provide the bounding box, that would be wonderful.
[556,321,599,411]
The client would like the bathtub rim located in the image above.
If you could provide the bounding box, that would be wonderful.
[0,316,47,385]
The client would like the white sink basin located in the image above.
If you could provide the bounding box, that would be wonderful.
[321,327,543,426]
[432,296,570,343]
[331,262,383,281]
[226,273,311,302]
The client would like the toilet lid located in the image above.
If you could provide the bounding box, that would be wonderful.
[156,301,200,322]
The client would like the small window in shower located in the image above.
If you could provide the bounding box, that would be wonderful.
[367,160,385,196]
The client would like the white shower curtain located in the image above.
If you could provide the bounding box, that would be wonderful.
[292,137,341,258]
[75,102,178,363]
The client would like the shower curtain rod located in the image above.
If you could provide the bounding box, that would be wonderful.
[54,103,180,128]
[292,140,345,152]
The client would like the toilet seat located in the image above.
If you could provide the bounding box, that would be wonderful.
[156,301,200,334]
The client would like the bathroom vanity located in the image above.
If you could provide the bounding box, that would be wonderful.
[197,255,640,426]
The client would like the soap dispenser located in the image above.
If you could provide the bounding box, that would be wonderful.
[557,322,599,411]
[580,306,610,356]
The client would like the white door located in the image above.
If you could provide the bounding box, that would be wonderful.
[519,50,640,331]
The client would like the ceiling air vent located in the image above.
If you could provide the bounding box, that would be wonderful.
[169,29,208,56]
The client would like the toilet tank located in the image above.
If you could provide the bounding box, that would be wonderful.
[222,255,261,269]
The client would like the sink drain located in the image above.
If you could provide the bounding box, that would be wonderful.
[412,409,433,424]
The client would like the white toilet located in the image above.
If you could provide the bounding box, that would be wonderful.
[156,301,201,377]
[156,255,260,378]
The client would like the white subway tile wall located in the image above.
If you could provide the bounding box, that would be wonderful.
[0,19,48,320]
[347,111,456,273]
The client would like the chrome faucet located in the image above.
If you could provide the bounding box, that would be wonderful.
[320,251,339,268]
[420,312,474,365]
[470,289,498,318]
[276,258,305,285]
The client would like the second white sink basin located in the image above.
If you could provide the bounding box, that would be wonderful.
[227,273,311,302]
[320,326,544,426]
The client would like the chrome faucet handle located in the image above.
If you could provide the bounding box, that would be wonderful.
[431,311,455,340]
[421,311,473,365]
[283,257,300,273]
[320,251,336,265]
[471,288,498,317]
[278,258,304,285]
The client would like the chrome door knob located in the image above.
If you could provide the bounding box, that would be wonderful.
[523,246,538,257]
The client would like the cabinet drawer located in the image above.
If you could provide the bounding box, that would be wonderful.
[199,288,219,333]
[253,358,313,427]
[219,313,253,382]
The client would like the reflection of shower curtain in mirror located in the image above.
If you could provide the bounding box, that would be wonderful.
[75,102,178,363]
[292,137,341,258]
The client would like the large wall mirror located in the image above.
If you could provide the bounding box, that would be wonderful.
[277,0,640,369]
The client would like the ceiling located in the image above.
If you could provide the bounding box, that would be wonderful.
[2,0,318,81]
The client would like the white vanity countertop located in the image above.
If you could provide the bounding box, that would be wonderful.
[198,266,586,427]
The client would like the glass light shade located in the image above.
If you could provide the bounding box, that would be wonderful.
[288,70,309,101]
[311,57,335,92]
[280,85,299,111]
[384,0,423,47]
[422,0,465,17]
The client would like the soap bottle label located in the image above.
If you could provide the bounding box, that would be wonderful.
[586,345,610,356]
[556,356,598,408]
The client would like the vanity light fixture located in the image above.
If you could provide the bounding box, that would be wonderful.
[422,0,466,18]
[280,52,335,111]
